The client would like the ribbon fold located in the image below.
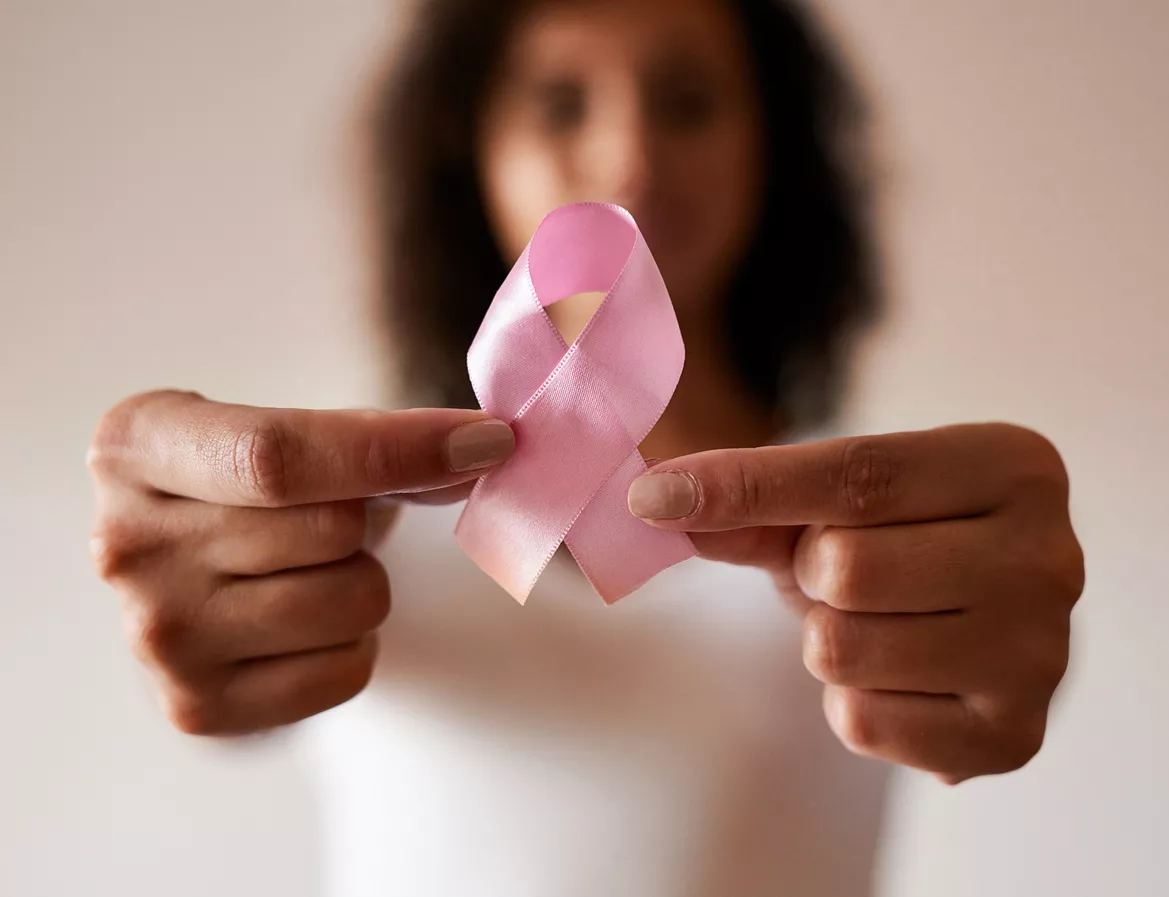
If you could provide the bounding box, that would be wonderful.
[456,202,695,604]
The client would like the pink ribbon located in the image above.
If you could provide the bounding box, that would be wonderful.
[456,202,696,604]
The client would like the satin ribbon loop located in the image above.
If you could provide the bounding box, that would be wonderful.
[457,203,695,604]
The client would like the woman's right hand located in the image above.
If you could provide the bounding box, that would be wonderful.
[87,390,514,735]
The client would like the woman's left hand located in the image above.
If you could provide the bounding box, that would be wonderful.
[628,423,1084,784]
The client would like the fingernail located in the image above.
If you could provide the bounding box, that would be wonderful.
[628,471,700,520]
[446,419,515,472]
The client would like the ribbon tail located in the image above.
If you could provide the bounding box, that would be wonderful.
[455,478,553,605]
[565,452,696,604]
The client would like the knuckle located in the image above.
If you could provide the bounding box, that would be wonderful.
[125,603,192,669]
[163,687,227,736]
[808,528,866,610]
[87,420,123,480]
[1002,425,1070,499]
[829,688,880,754]
[1011,425,1064,469]
[838,439,899,521]
[978,699,1048,774]
[88,400,139,480]
[722,456,765,518]
[361,429,406,491]
[90,518,151,581]
[89,390,200,479]
[231,422,290,506]
[804,605,860,685]
[1010,519,1084,611]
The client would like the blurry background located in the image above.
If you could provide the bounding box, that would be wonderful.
[1,1,1165,895]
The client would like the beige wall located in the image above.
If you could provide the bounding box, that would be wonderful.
[0,3,387,895]
[2,1,1166,895]
[817,2,1169,895]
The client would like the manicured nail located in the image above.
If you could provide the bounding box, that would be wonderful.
[446,419,515,472]
[628,471,700,520]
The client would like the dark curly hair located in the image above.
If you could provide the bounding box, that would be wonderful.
[369,0,879,428]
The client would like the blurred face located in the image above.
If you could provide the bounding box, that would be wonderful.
[476,0,764,323]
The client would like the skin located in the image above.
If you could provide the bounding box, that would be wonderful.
[477,0,773,459]
[89,395,517,734]
[629,427,1083,784]
[90,0,1084,784]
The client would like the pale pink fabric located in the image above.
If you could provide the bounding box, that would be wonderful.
[457,203,695,604]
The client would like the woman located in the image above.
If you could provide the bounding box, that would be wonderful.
[87,0,1084,894]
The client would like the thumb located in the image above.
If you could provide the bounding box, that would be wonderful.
[107,392,516,507]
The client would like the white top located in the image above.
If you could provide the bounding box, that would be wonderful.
[302,502,890,897]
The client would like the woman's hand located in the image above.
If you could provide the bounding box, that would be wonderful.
[629,424,1084,784]
[88,390,514,735]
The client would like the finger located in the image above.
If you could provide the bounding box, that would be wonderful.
[91,390,514,507]
[823,686,1046,780]
[198,500,369,576]
[161,634,379,735]
[628,424,1065,531]
[197,553,390,662]
[794,518,1002,614]
[804,605,986,694]
[688,526,802,574]
[93,489,378,580]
